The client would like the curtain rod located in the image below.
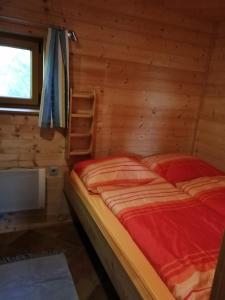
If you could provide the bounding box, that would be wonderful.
[0,15,78,42]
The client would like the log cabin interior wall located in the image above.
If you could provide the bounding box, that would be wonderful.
[194,22,225,171]
[0,0,222,230]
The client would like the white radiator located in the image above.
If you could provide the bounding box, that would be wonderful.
[0,168,46,213]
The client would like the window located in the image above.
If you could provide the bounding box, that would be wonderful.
[0,32,43,108]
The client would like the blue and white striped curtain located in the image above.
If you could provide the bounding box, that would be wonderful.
[39,28,69,128]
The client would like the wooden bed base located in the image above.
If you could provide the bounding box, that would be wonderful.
[64,173,174,300]
[210,231,225,300]
[64,174,143,299]
[64,172,225,300]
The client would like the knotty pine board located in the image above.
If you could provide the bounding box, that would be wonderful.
[194,22,225,171]
[0,113,70,232]
[0,0,219,230]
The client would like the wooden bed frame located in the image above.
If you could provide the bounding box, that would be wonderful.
[210,230,225,300]
[64,172,225,300]
[64,172,174,300]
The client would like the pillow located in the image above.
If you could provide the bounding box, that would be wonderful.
[74,156,160,193]
[141,153,224,184]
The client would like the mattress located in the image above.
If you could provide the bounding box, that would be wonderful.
[70,170,174,300]
[70,169,225,300]
[98,180,225,299]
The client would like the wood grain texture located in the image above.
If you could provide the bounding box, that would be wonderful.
[210,231,225,300]
[0,0,218,230]
[0,113,70,232]
[194,23,225,171]
[67,89,97,166]
[145,0,225,22]
[0,1,215,159]
[64,172,175,300]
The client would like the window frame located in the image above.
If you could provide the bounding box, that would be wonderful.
[0,32,43,108]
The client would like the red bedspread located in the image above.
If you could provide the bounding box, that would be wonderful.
[142,154,224,184]
[98,181,225,300]
[176,176,225,218]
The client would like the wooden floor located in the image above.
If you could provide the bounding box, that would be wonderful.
[0,223,119,300]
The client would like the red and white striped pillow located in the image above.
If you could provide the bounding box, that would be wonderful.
[142,153,224,184]
[74,156,160,193]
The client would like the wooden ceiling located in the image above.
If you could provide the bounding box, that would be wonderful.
[152,0,225,22]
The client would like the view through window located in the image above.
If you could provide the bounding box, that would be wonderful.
[0,32,43,108]
[0,46,32,99]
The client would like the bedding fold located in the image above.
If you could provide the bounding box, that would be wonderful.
[73,154,225,300]
[176,176,225,218]
[98,181,225,300]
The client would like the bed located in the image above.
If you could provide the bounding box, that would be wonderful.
[64,171,174,300]
[64,154,225,300]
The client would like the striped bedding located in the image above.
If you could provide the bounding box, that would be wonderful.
[74,156,160,193]
[176,176,225,218]
[98,180,225,300]
[142,153,224,184]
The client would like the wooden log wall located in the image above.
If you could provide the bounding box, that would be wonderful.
[194,23,225,171]
[0,0,217,229]
[0,113,70,232]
